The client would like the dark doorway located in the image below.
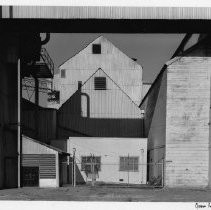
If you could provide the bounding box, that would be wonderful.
[4,157,18,188]
[22,167,39,187]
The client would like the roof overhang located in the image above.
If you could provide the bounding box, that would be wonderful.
[2,6,211,20]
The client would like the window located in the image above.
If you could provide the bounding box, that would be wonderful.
[119,156,139,172]
[92,44,101,54]
[94,77,106,90]
[61,69,66,78]
[81,156,101,172]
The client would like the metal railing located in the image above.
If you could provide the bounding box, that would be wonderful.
[40,48,54,76]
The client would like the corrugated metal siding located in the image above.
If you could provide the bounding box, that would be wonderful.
[58,68,143,138]
[22,154,56,179]
[3,6,211,19]
[54,36,142,108]
[140,71,167,179]
[22,100,57,143]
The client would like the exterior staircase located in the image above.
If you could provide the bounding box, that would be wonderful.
[22,48,54,79]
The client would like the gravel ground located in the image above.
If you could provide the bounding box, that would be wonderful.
[0,185,210,201]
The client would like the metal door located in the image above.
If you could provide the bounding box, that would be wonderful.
[22,166,39,186]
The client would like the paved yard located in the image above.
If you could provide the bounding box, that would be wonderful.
[0,185,211,201]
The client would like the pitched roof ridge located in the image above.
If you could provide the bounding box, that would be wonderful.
[59,35,103,68]
[59,35,142,69]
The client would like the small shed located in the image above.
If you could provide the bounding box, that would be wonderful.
[22,135,70,187]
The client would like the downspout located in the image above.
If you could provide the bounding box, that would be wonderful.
[17,59,21,188]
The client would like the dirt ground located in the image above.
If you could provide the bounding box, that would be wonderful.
[0,184,211,201]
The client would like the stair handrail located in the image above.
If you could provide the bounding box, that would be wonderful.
[40,48,54,76]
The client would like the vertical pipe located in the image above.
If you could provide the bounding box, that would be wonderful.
[17,59,21,188]
[71,157,74,186]
[74,154,76,187]
[127,153,129,185]
[91,154,95,187]
[73,148,76,187]
[56,153,59,187]
[67,156,70,184]
[9,6,13,18]
[161,159,164,187]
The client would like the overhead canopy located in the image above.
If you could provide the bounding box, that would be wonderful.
[2,6,211,19]
[1,5,211,32]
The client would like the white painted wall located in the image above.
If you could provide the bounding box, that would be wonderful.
[166,56,211,188]
[142,83,151,99]
[22,135,57,155]
[40,179,57,188]
[48,36,142,109]
[67,137,147,184]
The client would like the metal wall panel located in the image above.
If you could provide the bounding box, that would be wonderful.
[22,100,57,143]
[50,36,142,108]
[22,154,56,179]
[57,68,143,138]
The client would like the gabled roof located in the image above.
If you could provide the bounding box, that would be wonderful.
[59,67,141,111]
[59,35,142,68]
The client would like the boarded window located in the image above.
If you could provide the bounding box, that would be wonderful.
[61,69,66,78]
[94,77,106,90]
[92,44,101,54]
[119,156,139,172]
[81,156,101,172]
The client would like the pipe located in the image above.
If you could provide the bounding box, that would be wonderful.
[17,59,21,188]
[41,33,50,45]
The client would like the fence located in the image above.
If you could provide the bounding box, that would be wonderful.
[67,158,164,188]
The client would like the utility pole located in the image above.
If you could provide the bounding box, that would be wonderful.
[73,148,76,187]
[17,58,21,188]
[91,154,95,187]
[161,158,164,187]
[127,153,129,185]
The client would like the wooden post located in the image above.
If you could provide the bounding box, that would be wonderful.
[91,154,95,187]
[161,159,164,187]
[71,157,74,186]
[127,154,129,185]
[73,148,76,187]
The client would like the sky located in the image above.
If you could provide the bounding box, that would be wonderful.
[44,33,198,83]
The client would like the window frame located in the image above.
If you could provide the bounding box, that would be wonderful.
[60,69,66,78]
[81,156,101,172]
[92,44,101,54]
[119,156,139,172]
